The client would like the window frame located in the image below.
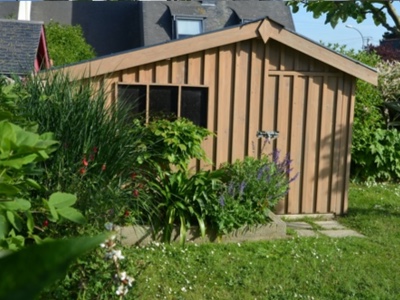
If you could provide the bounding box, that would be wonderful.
[172,16,205,39]
[117,83,209,127]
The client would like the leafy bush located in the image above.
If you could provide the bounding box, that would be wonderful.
[134,118,212,172]
[377,60,400,128]
[0,120,59,250]
[133,118,221,244]
[145,166,222,245]
[0,80,84,250]
[45,21,96,66]
[327,45,392,182]
[352,128,400,182]
[366,41,400,62]
[208,152,298,234]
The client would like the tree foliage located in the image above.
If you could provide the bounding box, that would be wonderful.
[287,1,400,37]
[45,21,96,67]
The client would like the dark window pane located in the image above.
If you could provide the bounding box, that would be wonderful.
[181,87,208,127]
[149,86,178,120]
[118,84,146,118]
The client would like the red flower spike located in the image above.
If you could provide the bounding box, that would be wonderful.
[82,156,89,167]
[79,168,86,175]
[43,220,49,227]
[133,189,139,197]
[124,210,130,217]
[93,146,98,153]
[101,164,106,171]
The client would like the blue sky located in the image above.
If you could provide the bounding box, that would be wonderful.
[290,2,400,51]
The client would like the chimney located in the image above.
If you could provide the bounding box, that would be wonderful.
[18,1,32,21]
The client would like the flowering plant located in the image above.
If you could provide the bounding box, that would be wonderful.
[101,223,135,298]
[208,151,298,235]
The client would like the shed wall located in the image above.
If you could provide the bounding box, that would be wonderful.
[98,38,355,215]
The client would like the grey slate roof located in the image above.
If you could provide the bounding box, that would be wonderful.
[0,19,43,76]
[141,0,294,47]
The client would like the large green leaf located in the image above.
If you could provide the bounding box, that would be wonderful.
[6,211,22,232]
[25,178,42,190]
[14,128,39,149]
[0,214,8,239]
[26,211,34,233]
[0,121,15,152]
[0,183,20,197]
[49,192,77,208]
[57,207,86,224]
[0,234,107,300]
[0,198,31,211]
[45,201,59,222]
[0,154,38,169]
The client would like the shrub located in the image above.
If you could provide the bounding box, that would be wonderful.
[134,118,212,172]
[145,166,223,245]
[45,21,96,66]
[134,118,221,245]
[327,44,391,182]
[208,151,298,235]
[0,79,84,250]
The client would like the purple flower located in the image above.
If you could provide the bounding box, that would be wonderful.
[219,195,225,207]
[257,165,269,180]
[239,181,246,196]
[272,150,280,165]
[228,182,235,196]
[289,172,299,184]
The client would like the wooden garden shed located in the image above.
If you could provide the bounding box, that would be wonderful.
[55,18,377,216]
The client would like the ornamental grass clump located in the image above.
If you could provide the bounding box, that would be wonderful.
[209,151,298,235]
[12,73,152,230]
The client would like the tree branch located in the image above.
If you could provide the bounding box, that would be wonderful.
[385,1,400,35]
[368,2,398,35]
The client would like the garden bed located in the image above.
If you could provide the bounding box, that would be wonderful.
[119,211,286,246]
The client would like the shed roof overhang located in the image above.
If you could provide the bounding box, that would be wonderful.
[50,18,378,86]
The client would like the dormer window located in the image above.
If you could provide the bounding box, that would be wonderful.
[173,17,204,39]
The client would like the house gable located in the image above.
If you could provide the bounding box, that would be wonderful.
[0,19,50,76]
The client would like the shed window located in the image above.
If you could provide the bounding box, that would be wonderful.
[118,84,208,127]
[174,18,204,39]
[149,86,179,118]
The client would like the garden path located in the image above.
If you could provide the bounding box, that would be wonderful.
[286,220,364,238]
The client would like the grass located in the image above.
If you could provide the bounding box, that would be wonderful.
[118,183,400,299]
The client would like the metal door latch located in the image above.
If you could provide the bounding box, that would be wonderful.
[256,130,279,140]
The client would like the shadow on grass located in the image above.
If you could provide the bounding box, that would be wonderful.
[345,205,400,218]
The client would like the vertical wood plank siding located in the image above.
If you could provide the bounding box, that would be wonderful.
[109,38,355,215]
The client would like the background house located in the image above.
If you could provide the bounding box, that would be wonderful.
[51,18,377,216]
[0,0,294,57]
[0,19,50,76]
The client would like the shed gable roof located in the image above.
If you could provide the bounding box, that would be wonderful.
[0,19,44,75]
[54,18,377,86]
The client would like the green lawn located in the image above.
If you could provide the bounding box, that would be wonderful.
[124,184,400,299]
